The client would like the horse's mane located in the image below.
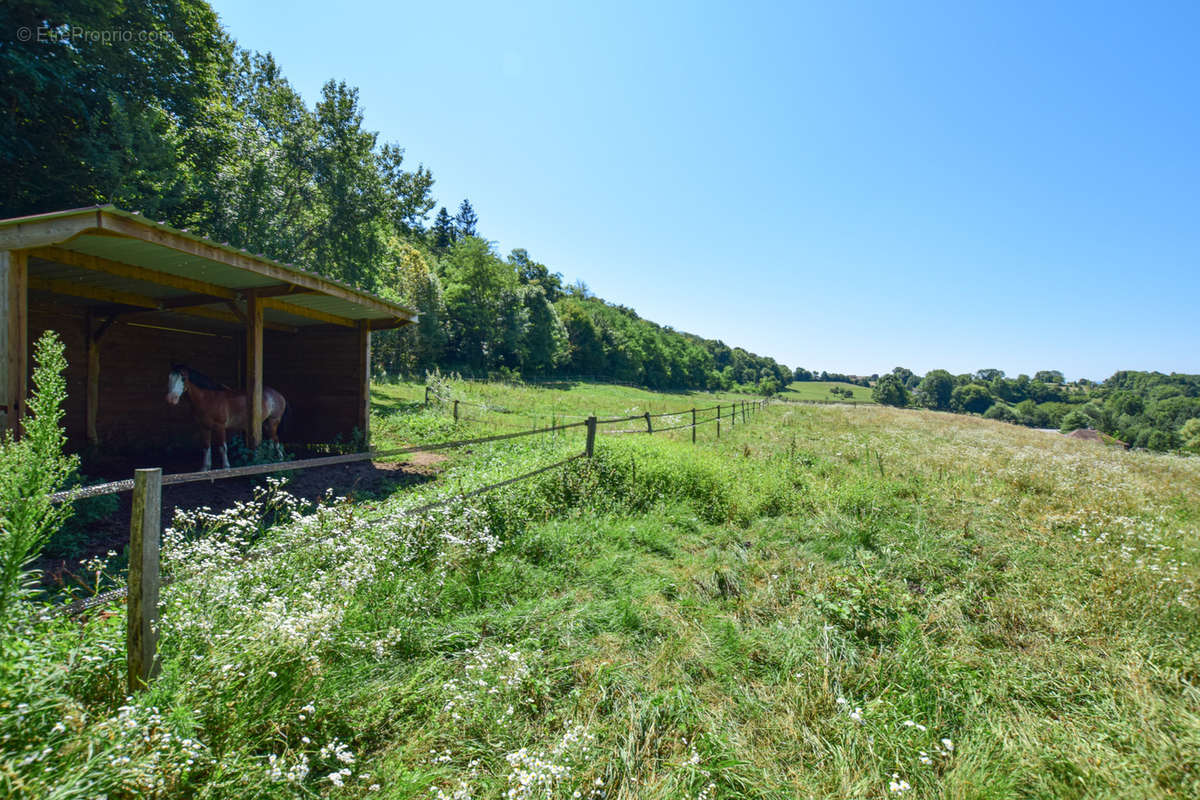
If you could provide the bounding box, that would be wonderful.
[173,364,223,390]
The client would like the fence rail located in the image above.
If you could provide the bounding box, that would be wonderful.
[35,392,769,691]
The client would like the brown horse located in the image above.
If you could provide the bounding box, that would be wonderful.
[166,364,286,470]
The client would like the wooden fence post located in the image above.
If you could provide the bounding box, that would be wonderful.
[691,408,696,443]
[716,405,721,438]
[425,386,430,406]
[453,399,459,422]
[127,467,162,693]
[585,415,597,457]
[644,412,652,434]
[743,402,747,423]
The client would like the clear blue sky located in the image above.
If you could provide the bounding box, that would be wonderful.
[208,0,1199,381]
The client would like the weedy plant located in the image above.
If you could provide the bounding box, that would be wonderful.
[0,331,76,622]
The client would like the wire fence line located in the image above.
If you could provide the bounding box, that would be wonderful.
[48,423,590,505]
[422,385,743,426]
[49,401,748,504]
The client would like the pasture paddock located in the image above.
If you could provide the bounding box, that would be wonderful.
[783,379,876,403]
[8,382,1199,799]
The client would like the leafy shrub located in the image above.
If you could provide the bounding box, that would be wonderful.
[1060,409,1092,433]
[1182,418,1200,453]
[41,472,119,560]
[872,375,909,407]
[983,403,1016,423]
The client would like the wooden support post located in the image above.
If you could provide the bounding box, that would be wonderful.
[127,467,162,692]
[453,399,459,422]
[244,293,263,449]
[86,319,100,446]
[1,250,28,438]
[743,402,747,423]
[691,408,696,443]
[84,312,117,447]
[425,386,431,406]
[716,405,721,438]
[356,320,370,446]
[644,412,653,434]
[585,415,597,457]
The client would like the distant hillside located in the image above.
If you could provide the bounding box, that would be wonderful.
[873,367,1200,452]
[552,295,791,391]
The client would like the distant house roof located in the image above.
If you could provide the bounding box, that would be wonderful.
[0,205,416,331]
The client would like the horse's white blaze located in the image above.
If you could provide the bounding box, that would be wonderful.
[166,372,185,405]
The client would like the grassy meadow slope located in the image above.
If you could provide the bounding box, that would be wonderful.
[6,381,1198,799]
[784,381,876,403]
[370,378,759,428]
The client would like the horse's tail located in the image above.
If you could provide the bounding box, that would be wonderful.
[277,396,292,438]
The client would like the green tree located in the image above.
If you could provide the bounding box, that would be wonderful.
[306,80,390,289]
[951,383,994,414]
[511,249,564,302]
[915,370,955,410]
[1180,418,1200,453]
[432,207,457,252]
[441,237,515,370]
[891,367,918,389]
[519,286,568,374]
[455,199,478,238]
[872,374,910,407]
[378,142,435,233]
[374,242,446,374]
[758,377,781,397]
[1060,409,1091,433]
[984,403,1017,423]
[0,0,232,218]
[557,300,605,374]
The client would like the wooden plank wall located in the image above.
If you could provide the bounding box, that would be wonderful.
[264,326,362,445]
[27,297,364,452]
[28,297,237,451]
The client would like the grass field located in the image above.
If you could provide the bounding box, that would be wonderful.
[5,379,1199,799]
[371,377,760,427]
[783,380,876,403]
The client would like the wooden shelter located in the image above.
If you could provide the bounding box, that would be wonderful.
[0,206,416,454]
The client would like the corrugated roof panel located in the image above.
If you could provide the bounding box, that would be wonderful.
[281,293,374,320]
[65,236,279,291]
[29,257,199,302]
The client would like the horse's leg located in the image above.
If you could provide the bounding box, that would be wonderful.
[217,426,231,470]
[202,428,212,472]
[265,415,281,458]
